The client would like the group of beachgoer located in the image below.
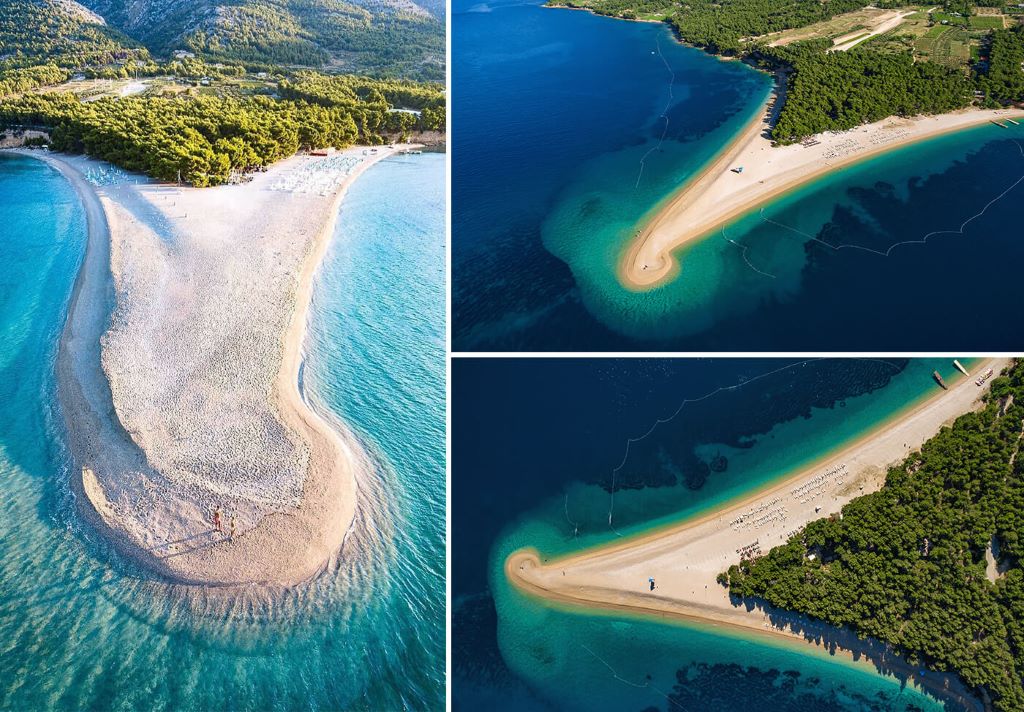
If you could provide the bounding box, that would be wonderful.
[212,507,237,541]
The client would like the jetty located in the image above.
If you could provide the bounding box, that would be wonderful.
[1007,118,1020,126]
[954,359,970,376]
[933,371,948,390]
[991,120,1009,129]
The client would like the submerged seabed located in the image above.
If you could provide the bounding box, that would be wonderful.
[0,152,445,710]
[453,357,976,711]
[452,0,1024,350]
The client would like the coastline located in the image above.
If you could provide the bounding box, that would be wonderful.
[15,144,412,586]
[540,1,1024,294]
[621,106,1024,290]
[505,357,1008,708]
[531,358,978,557]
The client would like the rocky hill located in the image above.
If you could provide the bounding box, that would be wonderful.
[77,0,444,79]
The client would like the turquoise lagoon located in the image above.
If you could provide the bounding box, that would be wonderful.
[0,151,445,710]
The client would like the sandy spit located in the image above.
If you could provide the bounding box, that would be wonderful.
[16,144,416,586]
[507,358,1010,710]
[621,106,1024,290]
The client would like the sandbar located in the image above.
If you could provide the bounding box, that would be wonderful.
[16,144,416,585]
[622,105,1024,290]
[507,358,1009,708]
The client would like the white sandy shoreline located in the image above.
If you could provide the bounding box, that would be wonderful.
[12,143,416,586]
[507,358,1009,709]
[622,105,1024,290]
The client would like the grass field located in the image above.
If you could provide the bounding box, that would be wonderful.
[856,7,1010,70]
[969,15,1004,29]
[764,8,893,46]
[930,11,967,25]
[916,25,972,67]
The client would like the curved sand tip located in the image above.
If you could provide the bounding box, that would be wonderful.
[506,549,543,586]
[621,228,678,290]
[618,107,1024,292]
[40,144,415,586]
[503,360,1006,709]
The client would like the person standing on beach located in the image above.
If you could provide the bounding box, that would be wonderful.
[213,507,222,534]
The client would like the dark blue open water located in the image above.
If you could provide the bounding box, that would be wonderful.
[452,0,1024,350]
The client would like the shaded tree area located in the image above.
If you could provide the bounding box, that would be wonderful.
[279,72,446,130]
[977,26,1024,104]
[0,91,411,186]
[722,360,1024,711]
[761,45,974,142]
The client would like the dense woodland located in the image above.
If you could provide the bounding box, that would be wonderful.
[549,0,1024,142]
[279,72,445,130]
[722,360,1024,711]
[979,26,1024,103]
[760,43,975,142]
[0,84,441,185]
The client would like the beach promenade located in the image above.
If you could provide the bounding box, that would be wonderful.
[621,104,1024,290]
[25,144,413,585]
[507,358,1009,708]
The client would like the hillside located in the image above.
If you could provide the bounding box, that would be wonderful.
[0,0,149,70]
[77,0,444,80]
[0,0,156,95]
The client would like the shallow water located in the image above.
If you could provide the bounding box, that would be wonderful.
[0,151,445,710]
[452,0,1024,350]
[453,357,977,710]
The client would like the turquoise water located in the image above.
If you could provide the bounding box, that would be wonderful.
[452,0,1024,350]
[0,151,445,710]
[453,357,979,710]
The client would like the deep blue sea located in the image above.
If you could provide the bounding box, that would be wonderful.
[452,0,1024,350]
[0,151,445,710]
[452,357,978,710]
